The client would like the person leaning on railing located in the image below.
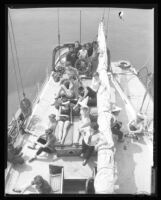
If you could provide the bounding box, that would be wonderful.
[7,136,24,165]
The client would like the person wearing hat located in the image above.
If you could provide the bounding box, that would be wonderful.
[127,113,145,139]
[29,128,57,162]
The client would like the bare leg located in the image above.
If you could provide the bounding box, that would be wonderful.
[58,121,64,142]
[61,121,71,144]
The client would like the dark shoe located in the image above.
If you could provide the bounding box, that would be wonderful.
[28,157,36,163]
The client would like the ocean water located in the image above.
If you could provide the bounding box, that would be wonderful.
[8,7,154,123]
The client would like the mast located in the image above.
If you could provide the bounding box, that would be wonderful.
[94,20,115,194]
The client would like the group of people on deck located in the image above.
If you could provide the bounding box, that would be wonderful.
[10,40,148,194]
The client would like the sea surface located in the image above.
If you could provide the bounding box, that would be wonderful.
[8,7,154,123]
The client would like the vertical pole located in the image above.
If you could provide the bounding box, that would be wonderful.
[80,10,81,44]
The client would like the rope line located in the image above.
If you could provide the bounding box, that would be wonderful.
[8,10,25,97]
[8,28,21,104]
[57,8,60,58]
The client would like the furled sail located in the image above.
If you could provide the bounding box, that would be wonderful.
[94,20,115,194]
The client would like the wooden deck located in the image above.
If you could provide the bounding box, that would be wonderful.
[6,63,153,194]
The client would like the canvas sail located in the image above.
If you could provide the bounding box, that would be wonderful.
[94,20,115,194]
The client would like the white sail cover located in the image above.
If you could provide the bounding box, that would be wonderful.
[94,21,115,194]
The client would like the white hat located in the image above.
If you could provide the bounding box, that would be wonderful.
[78,96,89,109]
[94,168,114,194]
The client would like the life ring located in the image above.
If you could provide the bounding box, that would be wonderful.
[20,97,32,118]
[75,58,89,75]
[118,60,131,69]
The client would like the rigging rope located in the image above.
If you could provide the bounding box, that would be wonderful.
[8,28,21,104]
[57,8,61,58]
[8,10,25,97]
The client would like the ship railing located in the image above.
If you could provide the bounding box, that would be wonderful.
[8,65,51,145]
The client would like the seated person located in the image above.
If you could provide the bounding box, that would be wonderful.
[8,138,24,165]
[77,44,88,60]
[13,175,52,194]
[86,43,93,57]
[80,122,99,166]
[57,96,71,145]
[111,114,124,142]
[74,41,82,59]
[55,79,75,99]
[66,45,77,67]
[127,113,145,139]
[29,128,56,162]
[62,61,80,82]
[73,100,91,146]
[74,84,97,108]
[91,72,101,92]
[48,114,58,133]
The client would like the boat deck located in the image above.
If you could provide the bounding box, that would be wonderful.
[6,64,153,194]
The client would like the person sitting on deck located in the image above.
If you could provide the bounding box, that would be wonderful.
[111,112,124,142]
[66,45,77,67]
[86,43,93,57]
[27,114,58,150]
[73,78,98,109]
[77,44,88,60]
[54,79,75,99]
[62,61,80,81]
[48,114,58,132]
[127,113,146,140]
[13,175,52,194]
[56,95,71,145]
[74,41,82,59]
[80,122,99,166]
[8,136,24,165]
[29,128,56,162]
[72,98,91,146]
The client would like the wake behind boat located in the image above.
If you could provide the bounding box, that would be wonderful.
[6,8,154,195]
